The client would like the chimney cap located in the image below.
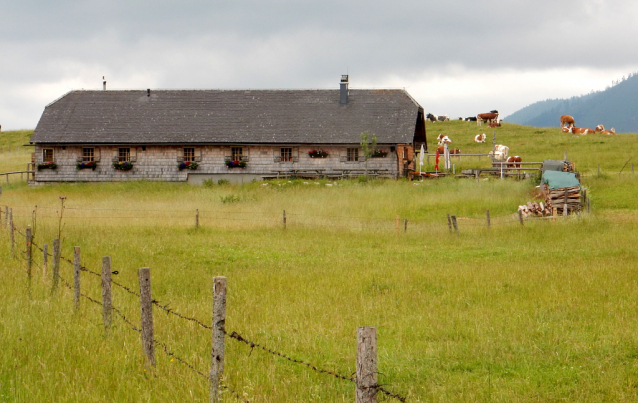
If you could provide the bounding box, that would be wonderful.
[147,88,151,97]
[341,75,349,83]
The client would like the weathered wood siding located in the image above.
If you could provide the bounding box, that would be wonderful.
[33,145,399,182]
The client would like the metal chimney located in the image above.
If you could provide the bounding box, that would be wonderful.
[103,76,106,91]
[340,75,349,105]
[147,89,151,97]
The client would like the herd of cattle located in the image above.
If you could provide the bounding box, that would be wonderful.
[427,110,502,126]
[560,115,616,135]
[435,134,520,166]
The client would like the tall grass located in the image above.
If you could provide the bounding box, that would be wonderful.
[2,126,638,402]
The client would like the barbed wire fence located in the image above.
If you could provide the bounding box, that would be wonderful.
[4,211,409,403]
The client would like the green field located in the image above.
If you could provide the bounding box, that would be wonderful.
[2,123,638,402]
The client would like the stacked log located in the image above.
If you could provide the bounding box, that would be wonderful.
[543,185,581,215]
[518,201,550,218]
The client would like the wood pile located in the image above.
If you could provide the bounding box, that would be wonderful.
[518,201,550,218]
[543,185,581,215]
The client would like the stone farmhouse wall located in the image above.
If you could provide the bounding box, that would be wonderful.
[33,145,400,183]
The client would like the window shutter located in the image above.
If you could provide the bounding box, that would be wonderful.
[95,147,101,162]
[340,150,347,162]
[130,147,137,162]
[292,147,299,163]
[194,147,202,162]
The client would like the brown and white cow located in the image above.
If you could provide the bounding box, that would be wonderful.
[561,126,573,133]
[437,134,452,145]
[560,115,575,128]
[474,133,486,143]
[601,128,616,135]
[507,156,522,168]
[477,112,499,126]
[572,127,593,135]
[488,121,501,128]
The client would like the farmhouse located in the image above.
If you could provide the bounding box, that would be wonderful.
[29,76,427,183]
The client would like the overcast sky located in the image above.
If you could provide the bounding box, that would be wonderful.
[1,0,637,130]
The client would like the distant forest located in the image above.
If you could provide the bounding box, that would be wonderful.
[506,72,638,133]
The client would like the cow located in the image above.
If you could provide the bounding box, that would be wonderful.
[488,144,509,161]
[437,115,450,122]
[450,148,461,154]
[474,133,486,143]
[465,116,478,122]
[477,112,499,126]
[488,121,501,128]
[601,128,616,135]
[561,126,573,133]
[560,115,575,128]
[572,127,593,135]
[507,156,522,168]
[595,124,605,132]
[426,113,438,122]
[437,134,451,145]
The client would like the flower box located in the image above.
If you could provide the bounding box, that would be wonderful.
[225,160,246,168]
[77,161,98,170]
[371,150,388,158]
[113,161,134,171]
[178,161,199,170]
[308,150,329,158]
[37,162,57,170]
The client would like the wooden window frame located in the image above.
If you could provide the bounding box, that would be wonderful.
[43,148,54,163]
[280,147,293,162]
[82,147,95,162]
[231,147,243,161]
[183,147,195,162]
[347,148,359,162]
[118,148,131,162]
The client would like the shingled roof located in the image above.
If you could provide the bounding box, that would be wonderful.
[31,89,423,145]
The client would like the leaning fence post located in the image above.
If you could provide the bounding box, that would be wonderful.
[26,227,32,285]
[51,239,60,292]
[210,276,227,403]
[196,209,200,228]
[356,326,378,403]
[486,209,491,229]
[102,257,113,330]
[451,215,459,235]
[138,267,155,367]
[447,213,452,232]
[73,247,81,309]
[9,209,15,257]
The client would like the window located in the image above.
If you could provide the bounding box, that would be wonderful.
[184,148,195,162]
[347,148,359,162]
[231,147,243,161]
[118,148,131,162]
[280,148,293,162]
[43,148,54,162]
[82,148,95,162]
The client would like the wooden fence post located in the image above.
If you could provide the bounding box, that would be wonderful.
[356,326,378,403]
[26,228,32,285]
[587,197,591,213]
[138,267,155,367]
[395,215,400,232]
[102,257,113,330]
[403,219,408,233]
[196,209,199,228]
[486,209,491,229]
[518,210,524,226]
[43,244,48,278]
[283,210,286,229]
[447,213,452,232]
[210,276,227,403]
[4,205,8,227]
[74,247,81,309]
[52,239,60,292]
[9,209,15,257]
[451,215,459,235]
[598,163,600,176]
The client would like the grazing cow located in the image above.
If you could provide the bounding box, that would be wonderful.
[488,121,501,128]
[477,112,499,126]
[507,156,522,168]
[488,144,509,161]
[560,115,575,128]
[474,133,486,143]
[601,128,616,135]
[450,148,461,154]
[426,113,438,122]
[465,116,478,122]
[437,115,450,122]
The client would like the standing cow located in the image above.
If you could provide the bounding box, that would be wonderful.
[560,115,575,128]
[477,112,499,126]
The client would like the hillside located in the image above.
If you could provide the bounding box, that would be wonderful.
[506,73,638,133]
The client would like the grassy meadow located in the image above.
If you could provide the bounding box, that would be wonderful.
[2,123,638,402]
